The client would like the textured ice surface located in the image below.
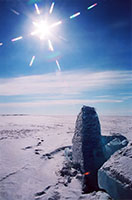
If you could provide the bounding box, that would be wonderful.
[72,106,106,193]
[98,142,132,200]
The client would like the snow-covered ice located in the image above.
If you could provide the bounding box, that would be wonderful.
[99,116,132,200]
[98,142,132,199]
[0,115,132,199]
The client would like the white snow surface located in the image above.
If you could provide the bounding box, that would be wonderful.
[0,115,132,200]
[100,116,132,141]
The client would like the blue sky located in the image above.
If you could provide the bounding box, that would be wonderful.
[0,0,131,115]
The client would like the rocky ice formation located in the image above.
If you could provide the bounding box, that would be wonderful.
[72,105,128,195]
[72,106,106,192]
[98,142,132,200]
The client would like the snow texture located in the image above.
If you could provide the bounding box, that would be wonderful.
[0,114,132,199]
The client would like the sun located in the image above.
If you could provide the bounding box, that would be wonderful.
[30,3,62,41]
[30,17,62,53]
[28,3,62,67]
[31,20,51,40]
[9,2,97,69]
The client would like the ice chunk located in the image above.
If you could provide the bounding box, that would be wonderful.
[98,143,132,200]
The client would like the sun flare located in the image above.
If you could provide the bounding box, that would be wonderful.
[8,1,98,69]
[31,20,51,40]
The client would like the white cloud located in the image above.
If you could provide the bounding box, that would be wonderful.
[0,99,123,108]
[121,96,132,100]
[0,70,131,96]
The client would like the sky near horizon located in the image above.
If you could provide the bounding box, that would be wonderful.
[0,0,131,115]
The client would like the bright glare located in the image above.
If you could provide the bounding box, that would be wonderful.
[50,20,62,28]
[31,20,50,40]
[31,18,62,40]
[70,12,80,19]
[34,3,40,15]
[49,2,55,14]
[11,36,23,42]
[56,60,61,71]
[48,39,54,51]
[29,56,35,67]
[29,3,62,68]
